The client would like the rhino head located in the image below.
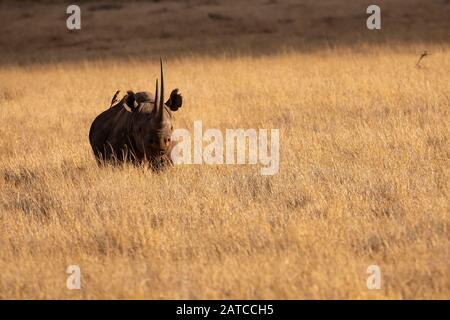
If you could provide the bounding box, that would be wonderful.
[122,59,182,165]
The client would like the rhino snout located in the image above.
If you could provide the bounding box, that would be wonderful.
[149,135,171,151]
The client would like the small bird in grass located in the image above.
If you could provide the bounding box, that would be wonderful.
[415,51,429,68]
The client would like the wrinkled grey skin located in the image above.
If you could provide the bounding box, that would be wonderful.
[89,60,182,170]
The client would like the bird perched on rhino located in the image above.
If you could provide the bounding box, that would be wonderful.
[89,59,183,170]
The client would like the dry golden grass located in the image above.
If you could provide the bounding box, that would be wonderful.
[0,44,448,299]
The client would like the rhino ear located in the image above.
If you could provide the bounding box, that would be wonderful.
[165,89,183,111]
[123,90,138,113]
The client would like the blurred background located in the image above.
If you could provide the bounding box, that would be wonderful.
[0,0,449,65]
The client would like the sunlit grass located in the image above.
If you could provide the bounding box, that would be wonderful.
[0,44,448,299]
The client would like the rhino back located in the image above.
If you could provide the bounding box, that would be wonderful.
[89,103,131,159]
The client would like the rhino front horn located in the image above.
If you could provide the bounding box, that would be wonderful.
[157,58,166,121]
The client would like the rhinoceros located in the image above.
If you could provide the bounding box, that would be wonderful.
[88,59,182,170]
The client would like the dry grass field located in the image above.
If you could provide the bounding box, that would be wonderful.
[0,0,449,299]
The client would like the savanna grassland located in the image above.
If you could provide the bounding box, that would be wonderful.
[0,0,449,299]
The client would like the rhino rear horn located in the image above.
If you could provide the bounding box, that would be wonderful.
[154,78,159,110]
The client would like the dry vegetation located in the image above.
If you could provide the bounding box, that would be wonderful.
[0,0,449,299]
